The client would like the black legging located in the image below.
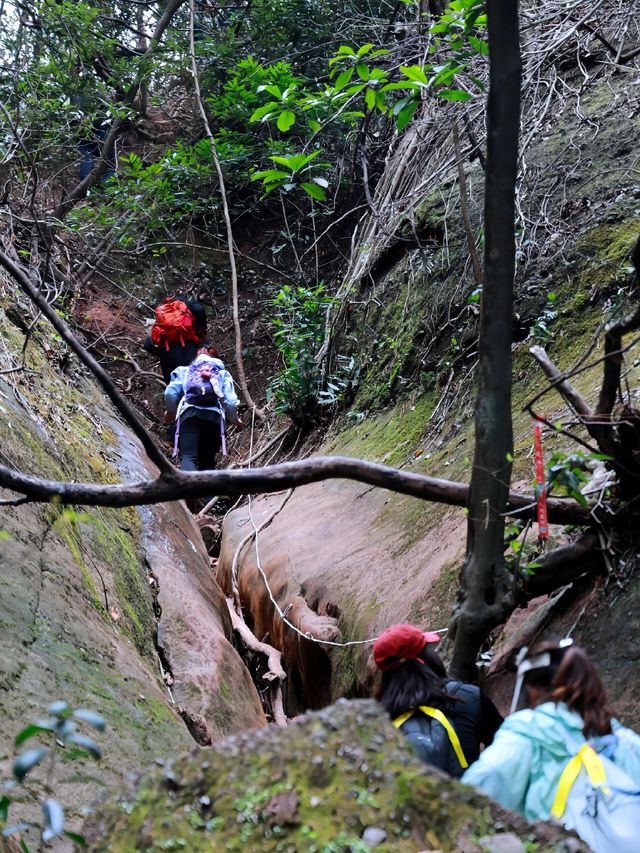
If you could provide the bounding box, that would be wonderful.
[178,414,222,471]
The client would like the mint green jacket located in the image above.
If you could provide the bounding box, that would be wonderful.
[461,701,640,822]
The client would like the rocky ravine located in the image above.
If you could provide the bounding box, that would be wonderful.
[0,281,264,845]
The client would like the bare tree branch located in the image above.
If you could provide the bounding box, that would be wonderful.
[0,245,173,474]
[529,344,593,419]
[226,597,288,726]
[0,454,590,523]
[524,532,600,597]
[596,307,640,418]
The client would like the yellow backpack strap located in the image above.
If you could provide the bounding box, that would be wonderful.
[419,706,469,769]
[551,744,609,818]
[393,710,415,729]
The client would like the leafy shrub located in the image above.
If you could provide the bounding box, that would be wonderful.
[1,701,106,850]
[267,284,358,424]
[267,284,333,423]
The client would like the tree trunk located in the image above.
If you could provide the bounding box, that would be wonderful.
[448,0,522,681]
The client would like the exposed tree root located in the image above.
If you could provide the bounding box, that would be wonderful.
[226,597,288,726]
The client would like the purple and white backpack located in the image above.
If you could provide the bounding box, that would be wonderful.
[172,355,228,458]
[183,356,224,408]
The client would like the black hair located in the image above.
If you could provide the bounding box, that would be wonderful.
[375,645,455,718]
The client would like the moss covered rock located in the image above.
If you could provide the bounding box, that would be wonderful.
[89,699,585,852]
[0,274,263,842]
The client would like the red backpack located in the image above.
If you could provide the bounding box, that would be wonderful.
[151,298,199,350]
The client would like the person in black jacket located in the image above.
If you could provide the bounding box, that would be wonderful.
[373,623,503,778]
[143,297,210,384]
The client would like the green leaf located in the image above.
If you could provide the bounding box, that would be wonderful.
[66,734,102,759]
[13,747,49,781]
[437,89,473,101]
[394,99,419,131]
[356,64,370,81]
[356,43,374,58]
[249,103,279,122]
[15,723,54,747]
[364,88,376,110]
[277,110,296,132]
[400,65,428,85]
[468,34,489,55]
[308,119,322,133]
[270,150,324,172]
[0,796,10,823]
[42,800,64,843]
[300,182,327,201]
[73,709,106,731]
[381,81,419,92]
[251,169,290,183]
[334,67,354,90]
[64,831,87,847]
[256,84,282,98]
[301,182,326,200]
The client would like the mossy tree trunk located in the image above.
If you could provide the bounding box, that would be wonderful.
[448,0,522,681]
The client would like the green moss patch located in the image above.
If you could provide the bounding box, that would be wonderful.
[90,700,583,852]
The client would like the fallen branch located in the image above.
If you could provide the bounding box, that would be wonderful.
[237,426,291,467]
[524,532,600,597]
[0,454,591,523]
[0,245,172,474]
[529,345,593,419]
[226,597,288,726]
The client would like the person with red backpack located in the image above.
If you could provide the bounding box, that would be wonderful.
[164,347,241,473]
[143,296,209,383]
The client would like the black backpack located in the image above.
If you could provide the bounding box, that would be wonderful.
[393,684,477,778]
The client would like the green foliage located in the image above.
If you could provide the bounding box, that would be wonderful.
[1,700,106,850]
[503,520,541,579]
[1,0,489,272]
[267,284,334,422]
[546,450,610,507]
[267,284,357,423]
[252,151,331,200]
[531,291,558,343]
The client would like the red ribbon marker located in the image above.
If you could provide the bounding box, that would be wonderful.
[534,420,549,540]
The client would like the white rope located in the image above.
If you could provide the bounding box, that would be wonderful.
[244,407,448,648]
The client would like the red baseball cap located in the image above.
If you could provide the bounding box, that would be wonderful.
[373,623,441,671]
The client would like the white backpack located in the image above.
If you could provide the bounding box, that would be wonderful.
[552,739,640,853]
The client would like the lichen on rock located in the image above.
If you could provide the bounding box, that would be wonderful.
[88,699,586,852]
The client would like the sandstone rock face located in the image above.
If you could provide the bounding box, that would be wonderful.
[0,293,263,845]
[88,699,586,852]
[217,481,465,712]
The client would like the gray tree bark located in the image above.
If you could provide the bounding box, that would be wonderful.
[448,0,522,681]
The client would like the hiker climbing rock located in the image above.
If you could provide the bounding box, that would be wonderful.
[164,348,241,473]
[373,624,502,778]
[462,641,640,853]
[144,296,210,383]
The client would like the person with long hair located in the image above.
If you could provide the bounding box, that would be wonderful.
[373,624,503,778]
[461,641,640,851]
